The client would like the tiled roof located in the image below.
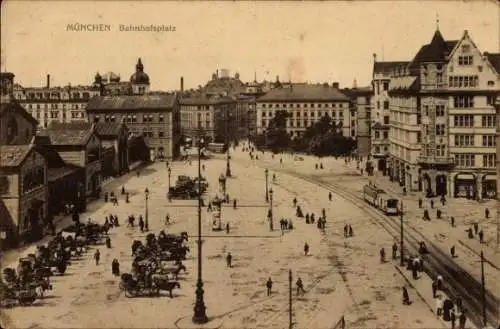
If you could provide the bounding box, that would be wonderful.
[47,165,82,182]
[257,84,350,102]
[87,95,176,111]
[33,144,65,167]
[408,30,458,69]
[38,122,94,146]
[389,76,418,91]
[94,122,122,137]
[486,53,500,75]
[373,62,410,75]
[0,145,33,167]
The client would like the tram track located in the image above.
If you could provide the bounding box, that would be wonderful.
[277,169,499,328]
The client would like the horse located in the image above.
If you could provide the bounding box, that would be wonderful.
[152,279,180,298]
[158,264,186,280]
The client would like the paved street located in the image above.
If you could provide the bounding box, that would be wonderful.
[0,152,447,329]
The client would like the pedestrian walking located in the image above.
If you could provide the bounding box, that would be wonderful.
[112,258,120,276]
[121,186,125,195]
[451,216,455,227]
[266,277,273,296]
[437,275,443,291]
[441,195,446,206]
[402,286,410,305]
[233,199,237,209]
[226,252,232,268]
[296,277,305,296]
[458,310,467,329]
[293,197,297,207]
[437,209,442,219]
[380,248,386,263]
[450,310,456,329]
[436,295,443,317]
[473,223,479,235]
[165,213,171,225]
[478,230,484,244]
[455,296,463,313]
[139,217,144,232]
[343,225,348,238]
[94,249,100,265]
[430,199,434,209]
[432,279,437,298]
[485,208,490,219]
[418,198,423,208]
[106,236,111,249]
[450,245,456,258]
[467,228,474,239]
[348,225,353,237]
[392,243,398,259]
[304,242,309,256]
[226,223,230,234]
[328,192,332,201]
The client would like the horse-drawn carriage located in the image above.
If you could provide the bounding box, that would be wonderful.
[1,265,50,307]
[120,271,181,298]
[0,281,39,307]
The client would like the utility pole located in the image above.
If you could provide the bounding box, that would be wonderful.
[400,200,404,266]
[481,250,487,326]
[289,269,292,329]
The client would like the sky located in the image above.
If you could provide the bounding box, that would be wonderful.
[1,1,499,91]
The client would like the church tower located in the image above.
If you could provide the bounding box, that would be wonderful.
[130,58,150,95]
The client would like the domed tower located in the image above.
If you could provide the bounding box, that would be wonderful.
[130,58,150,95]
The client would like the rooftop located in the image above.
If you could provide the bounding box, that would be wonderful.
[408,30,458,69]
[0,145,33,167]
[47,165,82,182]
[257,84,350,102]
[38,122,94,146]
[180,94,237,105]
[486,52,500,75]
[94,122,123,137]
[87,95,177,111]
[0,102,38,124]
[373,61,410,75]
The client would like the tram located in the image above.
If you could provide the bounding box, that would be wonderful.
[363,184,399,215]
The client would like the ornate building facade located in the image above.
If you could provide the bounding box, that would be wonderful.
[388,28,500,199]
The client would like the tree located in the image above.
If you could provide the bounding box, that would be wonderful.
[265,110,291,152]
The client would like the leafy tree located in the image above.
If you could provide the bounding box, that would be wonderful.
[265,110,291,152]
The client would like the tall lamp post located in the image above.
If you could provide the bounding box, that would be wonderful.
[225,111,232,177]
[193,136,208,324]
[269,188,274,231]
[400,200,404,266]
[144,188,149,231]
[265,168,269,203]
[168,167,172,190]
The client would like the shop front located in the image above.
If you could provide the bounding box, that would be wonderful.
[454,173,476,199]
[482,175,497,199]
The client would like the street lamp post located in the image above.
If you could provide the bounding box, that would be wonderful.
[265,168,269,203]
[225,112,232,178]
[168,167,171,190]
[269,188,274,231]
[144,188,149,231]
[400,200,404,267]
[193,136,208,324]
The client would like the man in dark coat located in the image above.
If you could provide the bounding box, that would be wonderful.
[304,243,309,256]
[402,287,410,305]
[266,277,273,296]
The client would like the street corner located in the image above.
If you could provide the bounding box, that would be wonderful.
[174,315,224,329]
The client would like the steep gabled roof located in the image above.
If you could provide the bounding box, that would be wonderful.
[94,122,123,137]
[486,53,500,75]
[0,102,38,125]
[407,30,458,70]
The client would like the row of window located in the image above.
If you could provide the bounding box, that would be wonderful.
[374,131,389,139]
[95,114,167,124]
[458,55,473,66]
[448,76,479,88]
[262,111,346,118]
[23,91,94,100]
[376,101,390,110]
[141,130,166,138]
[27,103,86,110]
[455,153,496,168]
[260,103,346,109]
[261,119,345,129]
[32,110,86,120]
[453,115,495,128]
[454,135,496,147]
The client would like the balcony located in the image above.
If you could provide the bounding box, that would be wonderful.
[418,155,455,165]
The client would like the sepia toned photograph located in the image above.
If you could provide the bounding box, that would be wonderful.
[0,1,499,329]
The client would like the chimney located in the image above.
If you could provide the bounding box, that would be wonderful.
[332,82,339,89]
[180,76,184,92]
[373,53,377,63]
[47,74,50,88]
